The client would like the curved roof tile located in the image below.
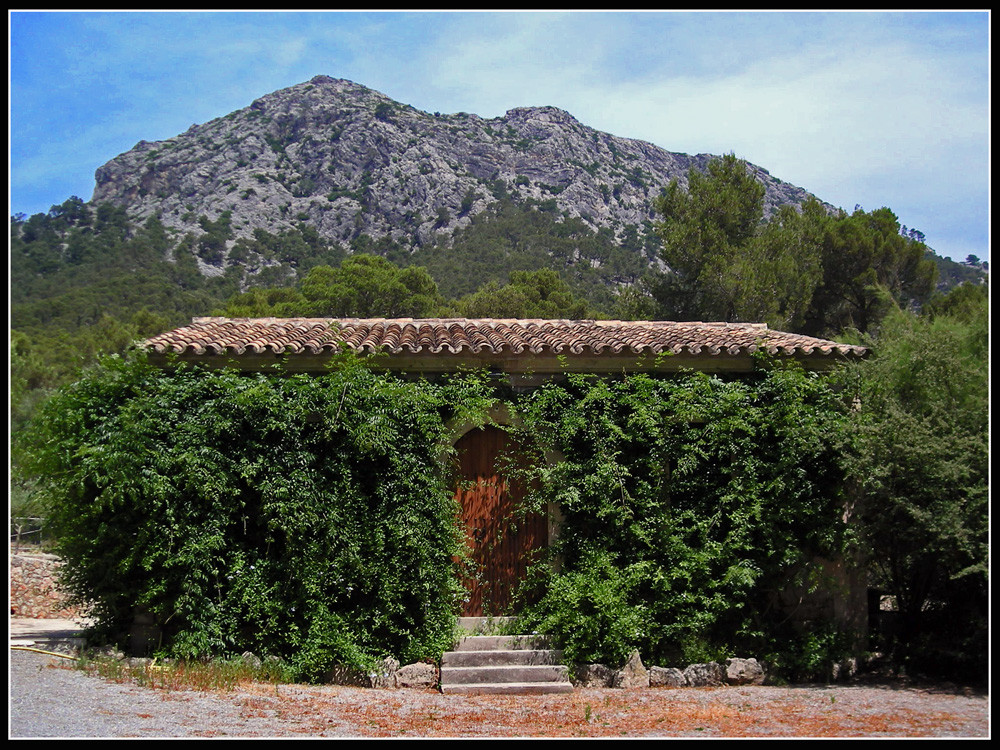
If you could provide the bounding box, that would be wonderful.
[143,317,868,369]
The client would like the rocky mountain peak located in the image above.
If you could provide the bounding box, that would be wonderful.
[90,77,820,277]
[504,105,580,125]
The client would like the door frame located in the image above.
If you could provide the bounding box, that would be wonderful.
[445,405,564,615]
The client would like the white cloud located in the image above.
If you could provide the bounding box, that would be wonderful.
[526,29,989,256]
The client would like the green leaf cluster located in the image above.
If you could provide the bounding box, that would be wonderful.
[406,198,649,307]
[21,355,497,679]
[836,288,988,680]
[649,155,940,336]
[221,255,443,318]
[450,269,594,320]
[651,154,822,328]
[510,365,855,670]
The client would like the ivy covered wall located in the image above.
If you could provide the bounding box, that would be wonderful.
[509,365,858,674]
[23,353,859,681]
[24,355,497,680]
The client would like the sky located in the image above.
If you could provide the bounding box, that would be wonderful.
[8,10,991,262]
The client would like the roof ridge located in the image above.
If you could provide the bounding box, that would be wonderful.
[189,316,772,327]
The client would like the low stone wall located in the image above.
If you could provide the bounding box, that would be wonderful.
[324,651,769,690]
[573,650,768,689]
[9,552,87,619]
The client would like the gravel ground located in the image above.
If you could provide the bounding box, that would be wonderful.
[9,649,301,738]
[9,648,989,739]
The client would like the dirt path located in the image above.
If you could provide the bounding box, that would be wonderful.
[10,650,988,738]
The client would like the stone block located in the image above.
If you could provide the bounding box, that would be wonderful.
[573,663,614,688]
[725,657,765,685]
[649,666,688,687]
[396,662,438,689]
[612,649,649,688]
[683,661,726,687]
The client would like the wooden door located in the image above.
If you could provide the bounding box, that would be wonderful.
[454,426,547,617]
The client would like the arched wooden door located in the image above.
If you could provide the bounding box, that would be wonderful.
[454,426,547,617]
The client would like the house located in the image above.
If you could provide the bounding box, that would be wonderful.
[144,317,869,626]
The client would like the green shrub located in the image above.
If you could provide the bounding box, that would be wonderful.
[760,625,857,683]
[513,363,855,672]
[518,548,650,667]
[21,350,884,682]
[23,353,496,680]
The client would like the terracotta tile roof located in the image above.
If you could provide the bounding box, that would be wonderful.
[143,317,867,373]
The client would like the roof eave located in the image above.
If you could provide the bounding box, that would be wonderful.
[145,348,859,375]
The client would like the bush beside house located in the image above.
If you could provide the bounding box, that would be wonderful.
[23,355,496,680]
[511,365,861,678]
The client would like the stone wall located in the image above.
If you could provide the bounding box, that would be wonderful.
[9,552,86,619]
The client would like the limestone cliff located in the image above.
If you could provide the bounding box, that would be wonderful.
[92,75,818,274]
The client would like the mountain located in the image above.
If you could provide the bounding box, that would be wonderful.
[11,74,985,432]
[90,75,820,278]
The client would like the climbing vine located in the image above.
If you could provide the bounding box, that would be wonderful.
[24,350,857,681]
[509,361,856,671]
[23,353,497,680]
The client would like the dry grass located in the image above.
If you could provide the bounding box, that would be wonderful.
[69,657,988,738]
[77,653,293,693]
[219,683,988,738]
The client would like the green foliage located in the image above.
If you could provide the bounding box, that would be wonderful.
[221,255,444,318]
[800,204,938,336]
[453,269,595,320]
[218,253,599,321]
[760,624,857,683]
[196,211,233,265]
[18,344,869,681]
[837,296,988,681]
[929,251,988,290]
[9,202,245,434]
[649,156,939,336]
[406,199,644,310]
[922,280,988,323]
[520,549,651,666]
[512,366,854,669]
[650,154,822,328]
[21,355,498,679]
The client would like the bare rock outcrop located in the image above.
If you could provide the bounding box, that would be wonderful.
[90,75,821,281]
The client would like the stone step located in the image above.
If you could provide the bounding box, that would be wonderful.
[440,633,573,695]
[441,680,575,696]
[451,634,551,652]
[457,616,515,634]
[441,664,570,685]
[442,648,564,667]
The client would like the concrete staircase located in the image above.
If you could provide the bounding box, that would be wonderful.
[440,620,573,695]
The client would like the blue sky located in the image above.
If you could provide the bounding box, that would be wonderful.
[9,10,990,262]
